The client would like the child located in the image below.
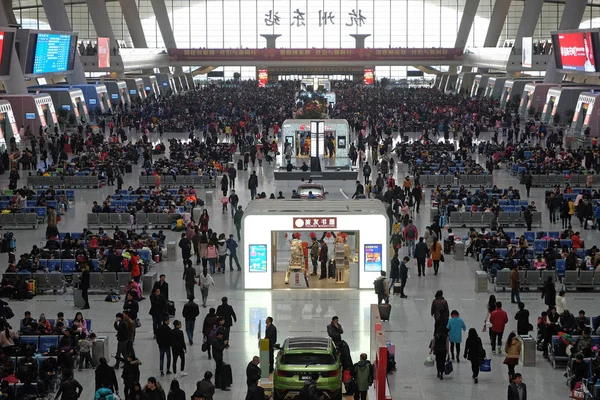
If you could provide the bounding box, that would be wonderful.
[77,332,96,371]
[221,196,228,214]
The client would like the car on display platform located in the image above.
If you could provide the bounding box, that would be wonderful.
[273,337,342,400]
[296,183,328,199]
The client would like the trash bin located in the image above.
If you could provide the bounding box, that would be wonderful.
[92,335,110,365]
[142,272,157,296]
[167,241,177,260]
[519,334,536,366]
[475,271,488,292]
[73,288,85,307]
[454,242,465,260]
[205,191,213,206]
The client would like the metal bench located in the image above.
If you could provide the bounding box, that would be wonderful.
[494,270,510,291]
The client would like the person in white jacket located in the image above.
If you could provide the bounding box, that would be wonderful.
[556,290,568,315]
[198,266,215,308]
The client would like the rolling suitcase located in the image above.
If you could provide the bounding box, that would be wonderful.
[217,363,233,387]
[379,303,391,321]
[443,238,453,254]
[167,300,176,317]
[237,159,243,171]
[328,260,336,278]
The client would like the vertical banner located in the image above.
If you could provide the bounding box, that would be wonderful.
[363,68,374,85]
[0,32,5,68]
[97,37,110,68]
[258,69,268,87]
[522,36,532,68]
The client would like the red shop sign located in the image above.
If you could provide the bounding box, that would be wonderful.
[293,217,337,229]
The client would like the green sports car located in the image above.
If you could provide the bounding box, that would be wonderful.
[273,337,342,400]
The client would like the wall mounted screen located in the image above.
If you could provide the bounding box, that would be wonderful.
[557,32,596,72]
[32,33,74,74]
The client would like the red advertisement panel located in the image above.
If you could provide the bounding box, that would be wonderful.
[258,69,268,87]
[363,68,374,85]
[0,32,4,68]
[97,37,110,68]
[558,32,596,72]
[169,48,463,63]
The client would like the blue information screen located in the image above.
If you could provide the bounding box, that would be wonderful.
[33,33,72,74]
[25,113,36,120]
[248,244,267,272]
[364,244,383,272]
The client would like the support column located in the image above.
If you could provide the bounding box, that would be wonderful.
[512,0,544,54]
[2,0,16,25]
[483,0,512,47]
[450,0,480,74]
[118,0,148,48]
[85,0,118,50]
[149,0,181,72]
[0,2,26,93]
[260,34,281,49]
[545,0,588,84]
[350,34,371,49]
[42,0,87,84]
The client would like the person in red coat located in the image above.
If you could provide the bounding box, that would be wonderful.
[489,301,509,355]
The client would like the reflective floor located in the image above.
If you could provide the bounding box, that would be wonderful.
[2,128,597,400]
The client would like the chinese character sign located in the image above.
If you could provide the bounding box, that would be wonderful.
[363,68,374,85]
[293,217,337,229]
[258,69,268,87]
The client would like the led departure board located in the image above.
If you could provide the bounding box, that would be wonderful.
[33,33,72,74]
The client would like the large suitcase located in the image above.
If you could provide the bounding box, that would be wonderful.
[217,363,233,387]
[328,260,336,278]
[379,304,391,321]
[443,238,453,254]
[167,300,176,317]
[73,288,85,307]
[237,159,243,171]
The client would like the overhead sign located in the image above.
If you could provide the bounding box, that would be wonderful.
[522,36,532,68]
[97,37,110,68]
[293,217,337,229]
[169,48,463,63]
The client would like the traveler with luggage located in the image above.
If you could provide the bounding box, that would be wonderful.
[463,328,484,384]
[431,326,449,380]
[212,330,231,391]
[351,353,373,400]
[431,290,449,332]
[373,271,390,305]
[216,297,237,341]
[403,220,418,257]
[182,296,200,345]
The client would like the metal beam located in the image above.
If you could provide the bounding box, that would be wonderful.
[149,0,181,73]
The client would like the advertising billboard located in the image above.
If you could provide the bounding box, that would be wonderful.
[364,244,383,272]
[522,36,533,68]
[363,68,374,85]
[258,69,268,87]
[97,37,110,68]
[249,244,267,272]
[557,32,596,72]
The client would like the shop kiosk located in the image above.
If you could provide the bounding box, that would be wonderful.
[0,94,58,134]
[89,80,131,108]
[155,73,177,96]
[124,78,146,101]
[140,76,160,98]
[280,119,350,161]
[471,74,502,97]
[30,84,111,114]
[570,92,600,136]
[499,79,536,110]
[540,87,599,125]
[519,83,557,118]
[28,87,89,124]
[242,200,388,290]
[0,101,20,147]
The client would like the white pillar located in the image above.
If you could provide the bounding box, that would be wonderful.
[118,0,148,48]
[149,0,182,73]
[483,0,513,47]
[451,0,480,74]
[512,0,545,54]
[41,0,87,84]
[545,0,588,84]
[85,0,118,51]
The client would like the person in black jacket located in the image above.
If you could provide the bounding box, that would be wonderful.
[171,320,187,376]
[463,328,483,384]
[149,288,168,336]
[152,275,170,301]
[95,357,119,394]
[80,266,90,309]
[212,330,229,391]
[182,296,200,345]
[55,369,83,400]
[115,353,141,399]
[507,373,527,400]
[246,356,261,388]
[113,313,129,369]
[216,297,237,337]
[398,256,409,298]
[414,237,429,277]
[157,317,172,376]
[389,254,400,288]
[123,292,139,320]
[327,316,343,347]
[179,233,192,266]
[265,317,277,373]
[514,302,531,336]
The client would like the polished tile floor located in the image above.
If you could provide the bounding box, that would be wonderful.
[2,129,597,400]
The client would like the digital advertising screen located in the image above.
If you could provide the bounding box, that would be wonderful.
[97,37,110,68]
[557,32,596,72]
[32,33,76,74]
[0,31,14,77]
[248,244,267,272]
[364,244,383,272]
[363,68,374,85]
[522,36,533,68]
[258,69,268,87]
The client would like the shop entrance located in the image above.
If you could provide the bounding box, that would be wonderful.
[270,230,358,289]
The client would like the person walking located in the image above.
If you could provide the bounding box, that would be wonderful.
[228,191,239,218]
[202,308,218,360]
[198,267,215,308]
[373,271,389,304]
[226,235,241,271]
[351,353,373,400]
[489,301,508,355]
[398,256,409,298]
[95,357,119,394]
[149,287,168,336]
[182,260,197,300]
[182,296,200,345]
[431,290,449,332]
[507,373,527,400]
[233,206,244,241]
[541,276,556,310]
[509,266,521,304]
[514,302,531,336]
[156,316,172,376]
[403,220,418,257]
[463,328,484,384]
[264,317,277,373]
[446,310,466,362]
[430,238,443,276]
[431,326,449,380]
[179,233,192,266]
[216,297,237,338]
[113,313,129,369]
[248,171,258,200]
[193,372,215,400]
[414,237,429,277]
[171,320,187,377]
[503,332,521,382]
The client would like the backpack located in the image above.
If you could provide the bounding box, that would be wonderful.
[298,380,317,400]
[406,226,416,240]
[208,325,219,345]
[373,278,384,294]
